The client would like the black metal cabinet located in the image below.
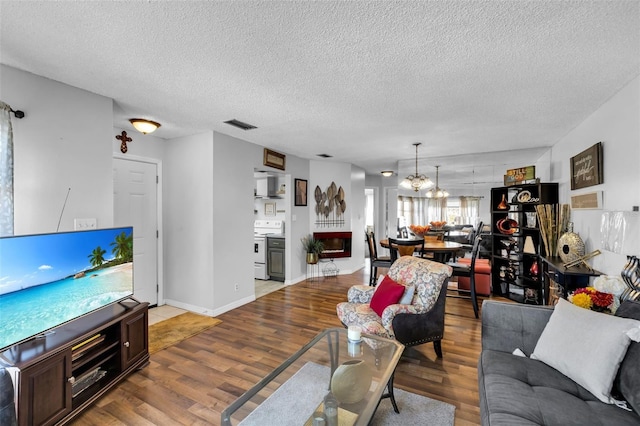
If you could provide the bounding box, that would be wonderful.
[541,256,602,301]
[490,183,558,304]
[267,237,285,282]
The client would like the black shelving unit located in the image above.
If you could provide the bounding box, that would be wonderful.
[490,182,558,304]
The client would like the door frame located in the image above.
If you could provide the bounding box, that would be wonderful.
[113,154,164,306]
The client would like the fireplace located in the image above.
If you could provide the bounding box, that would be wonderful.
[313,231,352,259]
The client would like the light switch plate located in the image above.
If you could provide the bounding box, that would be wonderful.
[74,218,97,230]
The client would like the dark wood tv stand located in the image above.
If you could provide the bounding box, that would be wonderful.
[1,299,149,426]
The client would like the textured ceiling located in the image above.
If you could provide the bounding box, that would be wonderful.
[1,1,638,184]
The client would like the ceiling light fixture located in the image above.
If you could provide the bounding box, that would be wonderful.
[381,171,394,177]
[400,143,433,192]
[129,118,161,134]
[426,165,449,198]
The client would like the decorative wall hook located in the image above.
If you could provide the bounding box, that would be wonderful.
[116,131,132,153]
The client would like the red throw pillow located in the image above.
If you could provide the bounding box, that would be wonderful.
[370,276,406,317]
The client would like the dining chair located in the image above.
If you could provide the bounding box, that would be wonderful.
[388,237,425,263]
[366,232,392,286]
[447,235,483,318]
[457,221,483,256]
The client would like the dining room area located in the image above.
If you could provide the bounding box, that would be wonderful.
[366,219,489,319]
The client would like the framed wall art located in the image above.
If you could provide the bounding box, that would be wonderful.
[570,142,603,190]
[570,191,603,210]
[264,202,276,216]
[263,148,286,170]
[294,179,308,206]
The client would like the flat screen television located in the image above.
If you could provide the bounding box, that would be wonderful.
[0,226,134,351]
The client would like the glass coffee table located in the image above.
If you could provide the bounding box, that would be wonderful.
[221,328,404,426]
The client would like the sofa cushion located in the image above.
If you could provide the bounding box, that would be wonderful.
[479,349,640,426]
[370,275,405,316]
[531,298,640,403]
[614,300,640,414]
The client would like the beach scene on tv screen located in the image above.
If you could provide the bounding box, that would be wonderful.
[0,227,134,350]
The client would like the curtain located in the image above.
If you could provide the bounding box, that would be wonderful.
[460,196,480,224]
[397,196,446,225]
[428,198,447,222]
[0,101,14,236]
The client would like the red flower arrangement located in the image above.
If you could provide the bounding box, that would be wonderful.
[569,287,614,313]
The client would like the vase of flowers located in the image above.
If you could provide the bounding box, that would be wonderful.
[568,287,615,313]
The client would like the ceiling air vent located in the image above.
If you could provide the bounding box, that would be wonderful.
[317,154,333,158]
[224,119,257,130]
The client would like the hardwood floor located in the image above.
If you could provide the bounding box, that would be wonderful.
[74,267,507,425]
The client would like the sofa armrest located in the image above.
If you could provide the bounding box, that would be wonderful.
[481,300,553,356]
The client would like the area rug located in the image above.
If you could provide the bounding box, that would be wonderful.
[237,362,455,425]
[148,312,222,354]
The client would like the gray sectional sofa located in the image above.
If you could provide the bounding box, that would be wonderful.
[478,299,640,425]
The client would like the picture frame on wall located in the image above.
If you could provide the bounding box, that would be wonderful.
[263,148,286,170]
[294,179,308,206]
[570,142,603,190]
[264,202,276,216]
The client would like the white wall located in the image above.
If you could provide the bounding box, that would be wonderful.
[1,65,114,235]
[550,75,640,275]
[350,165,366,272]
[210,132,257,311]
[112,126,165,160]
[309,160,365,274]
[163,131,216,313]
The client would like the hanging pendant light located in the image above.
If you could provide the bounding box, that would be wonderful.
[426,165,449,198]
[400,143,433,192]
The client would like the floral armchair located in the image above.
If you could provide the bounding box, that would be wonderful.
[336,256,452,357]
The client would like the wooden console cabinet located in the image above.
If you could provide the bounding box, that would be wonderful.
[1,300,149,426]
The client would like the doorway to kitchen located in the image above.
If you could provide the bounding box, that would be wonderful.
[253,169,287,298]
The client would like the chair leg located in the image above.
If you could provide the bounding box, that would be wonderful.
[433,340,442,358]
[370,265,377,286]
[470,272,479,319]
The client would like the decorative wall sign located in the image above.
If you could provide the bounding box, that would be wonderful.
[571,191,602,209]
[570,142,603,190]
[263,148,286,170]
[294,179,308,206]
[504,165,535,186]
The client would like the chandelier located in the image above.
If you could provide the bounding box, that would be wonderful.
[401,143,433,192]
[426,165,449,198]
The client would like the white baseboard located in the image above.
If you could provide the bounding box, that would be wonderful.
[163,295,256,317]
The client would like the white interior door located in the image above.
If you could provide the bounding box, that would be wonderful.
[113,158,158,305]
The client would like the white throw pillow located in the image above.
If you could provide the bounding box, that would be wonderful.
[531,298,640,403]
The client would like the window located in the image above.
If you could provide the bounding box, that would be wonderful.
[397,196,480,228]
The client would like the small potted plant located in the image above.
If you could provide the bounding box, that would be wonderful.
[301,235,324,264]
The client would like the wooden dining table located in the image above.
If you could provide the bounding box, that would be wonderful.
[379,238,463,263]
